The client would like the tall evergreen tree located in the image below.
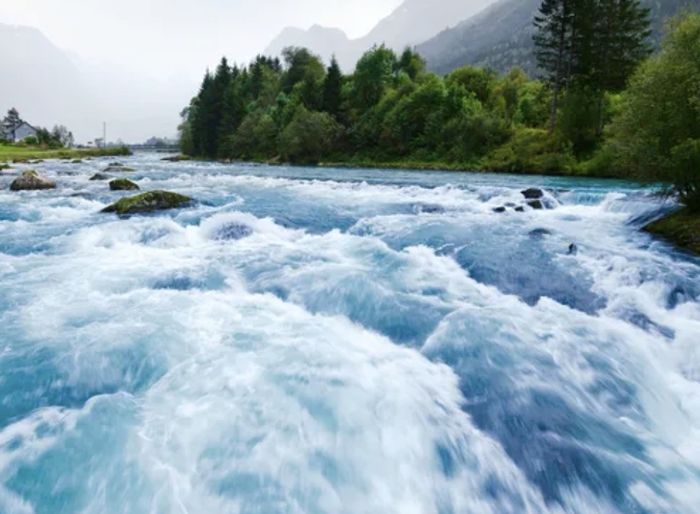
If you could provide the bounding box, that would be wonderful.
[190,72,213,156]
[533,0,576,131]
[322,57,343,119]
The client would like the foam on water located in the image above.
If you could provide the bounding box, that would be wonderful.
[1,154,699,513]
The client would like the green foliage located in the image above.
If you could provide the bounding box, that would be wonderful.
[607,13,700,208]
[226,111,278,160]
[322,57,343,119]
[447,66,497,105]
[351,46,398,112]
[558,86,605,156]
[179,11,695,191]
[533,0,651,132]
[279,106,341,164]
[484,128,575,174]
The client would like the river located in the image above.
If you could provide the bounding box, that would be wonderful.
[1,154,699,513]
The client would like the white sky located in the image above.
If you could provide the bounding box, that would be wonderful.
[0,0,403,77]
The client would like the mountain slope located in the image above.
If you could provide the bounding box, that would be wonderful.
[263,0,494,70]
[0,24,89,131]
[417,0,700,75]
[0,24,192,142]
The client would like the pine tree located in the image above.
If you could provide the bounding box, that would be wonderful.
[594,0,651,92]
[218,78,247,158]
[191,58,232,158]
[533,0,576,132]
[322,57,343,119]
[190,72,213,156]
[3,108,22,140]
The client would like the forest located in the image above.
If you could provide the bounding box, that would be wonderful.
[180,2,700,212]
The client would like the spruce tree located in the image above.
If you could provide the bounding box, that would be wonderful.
[533,0,576,131]
[190,72,213,156]
[593,0,651,92]
[322,57,343,119]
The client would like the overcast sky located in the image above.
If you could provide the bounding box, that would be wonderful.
[0,0,403,78]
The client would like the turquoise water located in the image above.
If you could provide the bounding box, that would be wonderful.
[1,154,699,513]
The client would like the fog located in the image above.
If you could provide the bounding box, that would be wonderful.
[0,0,492,143]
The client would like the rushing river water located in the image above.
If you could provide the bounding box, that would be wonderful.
[0,154,699,514]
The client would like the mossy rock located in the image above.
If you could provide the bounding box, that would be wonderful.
[103,163,135,172]
[10,170,56,191]
[0,163,11,171]
[71,159,84,164]
[89,173,111,181]
[102,190,192,215]
[109,178,140,191]
[161,155,191,162]
[644,208,700,255]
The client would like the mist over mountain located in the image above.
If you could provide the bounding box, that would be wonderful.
[0,24,93,136]
[0,23,194,143]
[264,0,494,70]
[417,0,700,75]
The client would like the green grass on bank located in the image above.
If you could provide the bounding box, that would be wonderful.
[0,144,131,162]
[644,209,700,255]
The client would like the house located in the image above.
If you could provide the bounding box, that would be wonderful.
[1,120,38,143]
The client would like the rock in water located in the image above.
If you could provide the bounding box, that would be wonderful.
[10,170,56,191]
[161,155,191,162]
[528,200,544,210]
[90,173,111,181]
[102,190,192,215]
[103,163,135,173]
[109,178,140,191]
[522,188,545,200]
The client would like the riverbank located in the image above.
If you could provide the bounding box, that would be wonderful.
[0,144,130,163]
[645,209,700,255]
[178,153,700,255]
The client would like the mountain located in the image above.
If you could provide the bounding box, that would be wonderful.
[0,24,91,135]
[263,0,495,70]
[264,25,355,67]
[417,0,700,75]
[0,23,192,142]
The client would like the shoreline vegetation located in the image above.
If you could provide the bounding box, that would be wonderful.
[174,7,698,254]
[0,144,130,163]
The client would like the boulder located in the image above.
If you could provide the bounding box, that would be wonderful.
[10,170,56,191]
[102,190,192,215]
[103,163,135,172]
[528,200,544,210]
[493,206,507,213]
[89,173,111,181]
[109,178,140,191]
[71,159,83,164]
[521,188,544,200]
[161,155,191,162]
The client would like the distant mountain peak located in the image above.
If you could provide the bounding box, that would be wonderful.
[262,0,495,70]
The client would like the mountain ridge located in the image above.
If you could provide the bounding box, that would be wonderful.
[263,0,494,70]
[417,0,700,75]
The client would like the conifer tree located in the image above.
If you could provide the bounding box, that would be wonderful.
[322,57,343,119]
[533,0,576,131]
